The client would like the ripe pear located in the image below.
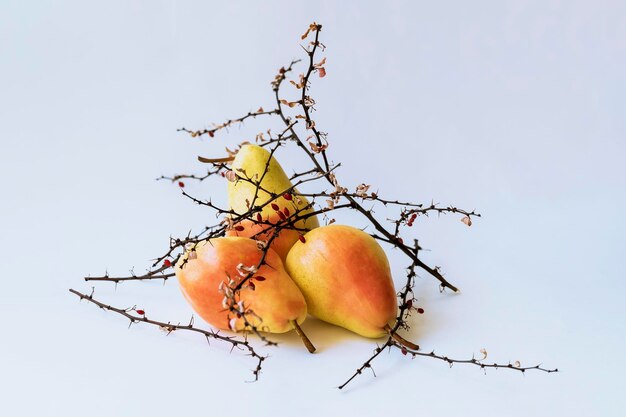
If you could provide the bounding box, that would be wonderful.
[176,237,311,341]
[285,225,398,338]
[227,144,318,257]
[225,214,301,262]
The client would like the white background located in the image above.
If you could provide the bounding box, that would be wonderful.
[1,1,624,416]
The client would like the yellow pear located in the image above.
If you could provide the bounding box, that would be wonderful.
[285,225,398,338]
[227,144,318,259]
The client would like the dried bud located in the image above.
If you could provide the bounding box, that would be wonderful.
[188,251,197,260]
[221,216,234,230]
[461,216,472,227]
[224,170,237,182]
[279,99,299,108]
[480,348,488,360]
[229,318,238,331]
[355,183,371,197]
[237,263,258,276]
[301,22,319,40]
[318,67,326,78]
[308,141,328,153]
[514,360,521,368]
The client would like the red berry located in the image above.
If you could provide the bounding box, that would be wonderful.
[298,235,306,243]
[163,259,172,268]
[256,213,263,222]
[248,282,256,291]
[271,203,280,211]
[254,276,266,282]
[417,308,424,314]
[397,237,403,244]
[401,347,408,355]
[178,181,185,188]
[208,130,214,138]
[277,211,286,221]
[283,193,293,201]
[406,299,413,309]
[234,225,245,232]
[136,309,145,315]
[283,207,290,217]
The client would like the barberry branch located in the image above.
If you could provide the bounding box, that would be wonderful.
[74,21,556,387]
[178,108,280,139]
[69,288,266,381]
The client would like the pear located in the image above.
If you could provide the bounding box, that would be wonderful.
[226,144,318,260]
[176,236,315,351]
[285,225,398,338]
[225,215,301,261]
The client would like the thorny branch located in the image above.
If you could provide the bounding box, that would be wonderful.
[73,22,556,386]
[69,288,266,381]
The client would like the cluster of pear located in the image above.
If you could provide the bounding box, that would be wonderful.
[175,145,399,351]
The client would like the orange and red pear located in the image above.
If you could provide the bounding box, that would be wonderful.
[175,237,307,334]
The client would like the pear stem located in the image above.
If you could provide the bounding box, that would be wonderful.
[384,324,419,351]
[197,155,236,164]
[290,320,316,354]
